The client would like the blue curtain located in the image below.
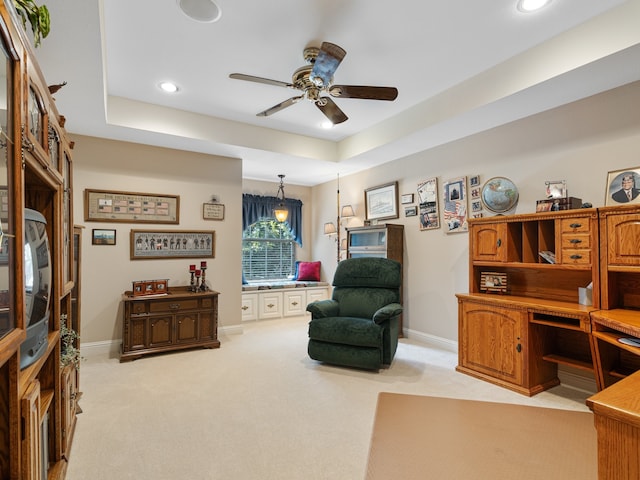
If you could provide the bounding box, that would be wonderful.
[242,194,303,246]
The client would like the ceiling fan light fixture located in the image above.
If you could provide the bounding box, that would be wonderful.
[517,0,551,12]
[177,0,222,23]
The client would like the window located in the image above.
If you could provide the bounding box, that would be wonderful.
[242,219,296,280]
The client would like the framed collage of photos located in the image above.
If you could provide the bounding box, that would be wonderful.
[417,177,440,230]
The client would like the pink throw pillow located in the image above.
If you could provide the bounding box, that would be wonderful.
[296,261,321,281]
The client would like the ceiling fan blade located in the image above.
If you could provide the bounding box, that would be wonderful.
[316,97,348,124]
[256,96,304,117]
[329,85,398,101]
[310,42,346,88]
[229,73,294,89]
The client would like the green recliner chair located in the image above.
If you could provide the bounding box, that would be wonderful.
[306,257,402,370]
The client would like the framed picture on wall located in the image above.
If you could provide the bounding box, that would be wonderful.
[605,167,640,206]
[442,176,468,234]
[417,177,440,231]
[364,181,399,221]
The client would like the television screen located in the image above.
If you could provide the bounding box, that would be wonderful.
[20,208,51,370]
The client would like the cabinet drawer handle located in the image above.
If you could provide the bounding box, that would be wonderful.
[569,223,582,229]
[570,254,582,260]
[569,239,582,244]
[291,301,298,306]
[496,239,501,247]
[241,306,249,311]
[516,343,522,353]
[170,303,180,309]
[267,303,275,308]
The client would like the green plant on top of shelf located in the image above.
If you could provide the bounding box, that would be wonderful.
[12,0,50,47]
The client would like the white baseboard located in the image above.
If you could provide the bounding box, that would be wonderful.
[403,328,458,353]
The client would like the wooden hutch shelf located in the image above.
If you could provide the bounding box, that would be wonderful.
[0,2,81,478]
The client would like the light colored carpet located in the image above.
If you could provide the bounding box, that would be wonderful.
[366,392,596,480]
[66,316,593,480]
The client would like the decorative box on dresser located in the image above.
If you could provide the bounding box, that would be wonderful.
[121,286,220,362]
[346,223,404,333]
[456,209,601,395]
[0,1,81,478]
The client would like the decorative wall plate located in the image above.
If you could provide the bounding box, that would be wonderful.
[480,177,519,213]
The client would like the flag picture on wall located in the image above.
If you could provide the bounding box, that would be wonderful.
[442,176,468,234]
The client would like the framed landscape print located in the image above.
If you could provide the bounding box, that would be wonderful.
[364,181,399,221]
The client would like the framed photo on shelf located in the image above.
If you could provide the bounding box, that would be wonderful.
[364,181,399,221]
[85,189,179,224]
[130,229,215,260]
[91,228,116,245]
[480,272,507,294]
[545,180,567,199]
[605,167,640,206]
[417,177,440,231]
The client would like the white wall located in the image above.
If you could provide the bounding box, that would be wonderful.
[311,81,640,343]
[72,135,242,344]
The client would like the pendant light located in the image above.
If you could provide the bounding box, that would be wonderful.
[274,174,289,223]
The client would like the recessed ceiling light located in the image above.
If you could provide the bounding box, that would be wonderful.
[517,0,551,12]
[321,121,334,129]
[177,0,222,23]
[159,82,179,93]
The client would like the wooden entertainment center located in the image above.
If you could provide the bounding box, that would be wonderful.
[0,1,80,478]
[457,205,640,479]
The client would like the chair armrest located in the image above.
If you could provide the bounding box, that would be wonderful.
[372,303,403,325]
[306,299,339,318]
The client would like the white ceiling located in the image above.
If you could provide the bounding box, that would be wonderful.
[34,0,640,186]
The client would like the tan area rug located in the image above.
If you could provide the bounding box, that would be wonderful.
[366,392,597,480]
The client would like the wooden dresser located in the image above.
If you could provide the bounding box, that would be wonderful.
[121,286,220,362]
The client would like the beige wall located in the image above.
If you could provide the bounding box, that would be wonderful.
[73,81,640,349]
[72,135,243,344]
[311,81,640,345]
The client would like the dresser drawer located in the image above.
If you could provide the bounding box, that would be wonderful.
[149,298,199,313]
[561,249,591,265]
[561,233,591,250]
[559,217,590,234]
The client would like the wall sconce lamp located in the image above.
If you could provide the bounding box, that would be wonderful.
[273,174,289,223]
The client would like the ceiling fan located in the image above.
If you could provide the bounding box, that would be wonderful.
[229,42,398,125]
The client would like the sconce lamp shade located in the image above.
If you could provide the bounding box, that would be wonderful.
[340,238,348,251]
[341,205,355,218]
[324,222,337,235]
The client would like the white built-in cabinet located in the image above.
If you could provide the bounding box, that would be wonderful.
[241,286,330,322]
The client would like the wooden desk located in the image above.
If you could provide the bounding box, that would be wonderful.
[121,286,220,362]
[587,371,640,479]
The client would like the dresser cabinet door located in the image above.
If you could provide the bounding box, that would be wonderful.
[149,316,173,347]
[471,223,508,262]
[459,301,525,386]
[283,290,306,317]
[175,313,198,343]
[606,213,640,266]
[21,380,42,480]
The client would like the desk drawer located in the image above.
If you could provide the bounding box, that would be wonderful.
[561,234,591,250]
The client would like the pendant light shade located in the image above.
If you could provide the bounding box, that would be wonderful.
[274,174,289,222]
